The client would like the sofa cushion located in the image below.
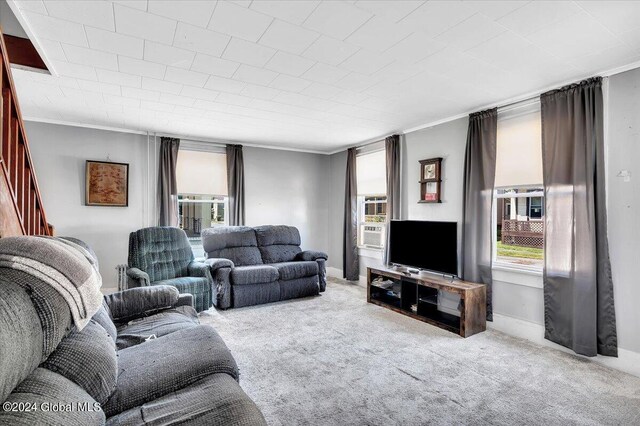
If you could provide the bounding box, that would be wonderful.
[92,300,117,344]
[103,325,238,417]
[230,265,279,285]
[41,320,117,405]
[271,261,319,281]
[259,245,302,264]
[115,305,199,350]
[153,276,208,296]
[0,368,105,426]
[280,275,319,301]
[105,373,267,426]
[254,225,302,263]
[202,226,263,266]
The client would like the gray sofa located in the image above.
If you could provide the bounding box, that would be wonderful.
[202,225,328,309]
[0,240,266,425]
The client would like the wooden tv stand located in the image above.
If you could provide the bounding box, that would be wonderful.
[367,267,486,338]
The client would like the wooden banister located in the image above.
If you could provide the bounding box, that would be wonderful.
[0,28,51,237]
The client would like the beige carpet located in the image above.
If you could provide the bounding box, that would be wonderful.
[199,279,640,426]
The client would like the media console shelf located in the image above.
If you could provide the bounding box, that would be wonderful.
[367,267,486,338]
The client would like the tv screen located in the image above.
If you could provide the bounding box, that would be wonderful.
[388,220,458,276]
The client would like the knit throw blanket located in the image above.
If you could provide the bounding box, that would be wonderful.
[0,236,103,330]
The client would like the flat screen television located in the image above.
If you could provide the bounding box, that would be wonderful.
[388,220,458,276]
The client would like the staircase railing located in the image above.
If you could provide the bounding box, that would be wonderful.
[0,29,50,237]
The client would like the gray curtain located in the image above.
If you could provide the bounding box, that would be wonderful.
[343,148,359,280]
[384,135,401,265]
[461,108,497,321]
[226,144,245,226]
[540,77,617,357]
[158,137,180,227]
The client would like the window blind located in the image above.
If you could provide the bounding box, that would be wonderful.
[176,150,228,196]
[356,149,387,195]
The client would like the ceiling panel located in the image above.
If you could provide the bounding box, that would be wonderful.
[11,0,640,153]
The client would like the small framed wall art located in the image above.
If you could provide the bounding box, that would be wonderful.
[418,157,442,203]
[85,160,129,207]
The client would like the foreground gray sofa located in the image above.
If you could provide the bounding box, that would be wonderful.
[0,239,266,426]
[202,225,328,309]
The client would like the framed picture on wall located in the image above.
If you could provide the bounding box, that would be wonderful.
[85,160,129,207]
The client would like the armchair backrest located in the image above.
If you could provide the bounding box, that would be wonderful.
[254,225,302,263]
[202,226,263,266]
[128,227,194,282]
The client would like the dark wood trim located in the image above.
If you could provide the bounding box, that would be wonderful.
[3,34,48,72]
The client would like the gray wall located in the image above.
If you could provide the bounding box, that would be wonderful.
[327,150,346,271]
[607,67,640,354]
[243,146,330,254]
[26,122,155,292]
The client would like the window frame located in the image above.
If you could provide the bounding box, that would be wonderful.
[357,194,388,250]
[492,186,544,274]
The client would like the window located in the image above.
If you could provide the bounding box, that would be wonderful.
[493,103,544,270]
[176,148,228,255]
[356,149,387,249]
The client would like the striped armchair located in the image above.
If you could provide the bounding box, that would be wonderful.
[127,227,212,312]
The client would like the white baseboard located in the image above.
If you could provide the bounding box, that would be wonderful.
[490,313,640,378]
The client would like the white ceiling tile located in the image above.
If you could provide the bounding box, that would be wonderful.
[112,1,147,12]
[302,35,359,66]
[232,64,278,86]
[15,0,47,14]
[399,1,480,37]
[240,83,281,100]
[22,11,88,46]
[497,1,581,37]
[45,1,114,30]
[526,11,623,61]
[227,0,252,7]
[303,1,372,40]
[119,56,166,79]
[104,94,140,108]
[147,0,217,27]
[141,77,182,95]
[222,38,276,67]
[249,1,319,25]
[38,39,67,61]
[77,79,121,95]
[346,17,412,52]
[333,72,380,91]
[122,86,161,101]
[577,1,640,36]
[269,74,312,92]
[209,2,273,42]
[85,27,144,59]
[383,31,445,63]
[165,67,209,87]
[204,76,247,94]
[340,49,393,75]
[259,20,320,54]
[172,22,230,57]
[569,45,640,74]
[216,92,253,107]
[114,4,177,44]
[435,13,507,51]
[265,51,315,77]
[96,68,141,87]
[51,60,97,80]
[159,92,195,106]
[144,41,195,69]
[331,89,369,105]
[302,62,349,84]
[301,82,342,100]
[618,27,640,50]
[61,44,118,70]
[141,100,175,113]
[473,1,528,20]
[191,53,240,78]
[354,1,424,23]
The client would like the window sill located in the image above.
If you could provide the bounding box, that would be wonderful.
[492,263,543,289]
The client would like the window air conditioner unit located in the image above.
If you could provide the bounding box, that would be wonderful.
[362,223,385,248]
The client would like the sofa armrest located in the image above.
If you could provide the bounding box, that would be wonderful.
[295,250,328,261]
[204,257,234,272]
[126,267,150,288]
[105,285,180,322]
[188,261,212,278]
[176,293,194,309]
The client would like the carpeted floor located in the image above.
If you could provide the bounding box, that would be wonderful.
[199,278,640,425]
